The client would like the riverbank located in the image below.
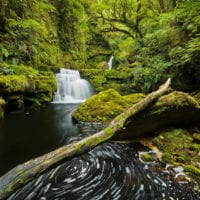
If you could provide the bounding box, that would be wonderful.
[0,63,57,117]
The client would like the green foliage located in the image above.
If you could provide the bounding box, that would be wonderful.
[0,63,57,110]
[0,0,64,68]
[1,0,200,93]
[1,47,9,58]
[80,68,134,94]
[57,0,89,66]
[131,60,171,93]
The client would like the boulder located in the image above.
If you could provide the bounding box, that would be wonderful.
[73,90,200,139]
[72,89,145,122]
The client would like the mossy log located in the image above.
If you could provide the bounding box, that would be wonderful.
[0,78,171,199]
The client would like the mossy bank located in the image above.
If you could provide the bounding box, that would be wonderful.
[0,63,57,116]
[152,128,200,184]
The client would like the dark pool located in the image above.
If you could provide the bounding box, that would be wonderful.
[0,103,79,176]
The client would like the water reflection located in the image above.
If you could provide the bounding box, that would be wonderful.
[0,104,79,176]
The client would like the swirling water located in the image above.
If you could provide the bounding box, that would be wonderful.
[8,142,200,200]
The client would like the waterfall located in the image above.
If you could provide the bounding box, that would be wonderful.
[108,56,114,70]
[53,68,92,103]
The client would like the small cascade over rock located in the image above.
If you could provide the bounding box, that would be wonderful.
[53,68,92,103]
[108,55,114,70]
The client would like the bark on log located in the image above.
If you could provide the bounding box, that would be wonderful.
[0,78,171,199]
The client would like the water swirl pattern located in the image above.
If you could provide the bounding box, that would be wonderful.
[8,142,200,200]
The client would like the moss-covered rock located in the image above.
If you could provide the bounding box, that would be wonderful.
[0,63,57,111]
[72,89,145,122]
[122,91,200,139]
[140,152,155,162]
[149,91,200,115]
[0,75,27,93]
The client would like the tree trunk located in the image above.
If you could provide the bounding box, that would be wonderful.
[0,78,171,199]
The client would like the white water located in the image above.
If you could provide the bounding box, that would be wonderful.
[53,68,92,103]
[108,56,114,70]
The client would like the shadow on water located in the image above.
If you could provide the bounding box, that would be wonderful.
[0,103,79,176]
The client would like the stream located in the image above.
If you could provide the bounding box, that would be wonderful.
[0,103,200,199]
[1,69,200,199]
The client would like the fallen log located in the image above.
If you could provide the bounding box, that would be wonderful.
[0,78,171,199]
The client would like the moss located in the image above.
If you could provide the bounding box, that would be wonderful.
[124,93,145,104]
[140,153,155,162]
[152,128,200,184]
[0,97,6,118]
[72,89,127,122]
[7,95,24,110]
[149,91,200,115]
[0,75,27,93]
[0,63,57,110]
[184,165,200,184]
[23,95,42,106]
[193,133,200,143]
[152,129,198,165]
[5,184,13,193]
[72,89,145,122]
[184,165,200,176]
[105,127,114,137]
[189,143,200,151]
[80,68,134,94]
[193,92,200,104]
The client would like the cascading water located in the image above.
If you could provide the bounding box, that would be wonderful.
[53,68,92,103]
[108,56,114,70]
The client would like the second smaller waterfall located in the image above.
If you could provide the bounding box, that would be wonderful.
[108,56,114,70]
[53,68,92,103]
